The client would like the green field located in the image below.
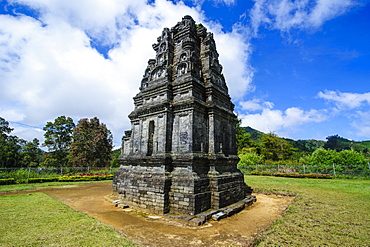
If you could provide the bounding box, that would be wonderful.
[0,180,109,192]
[245,176,370,246]
[1,178,369,246]
[0,192,137,247]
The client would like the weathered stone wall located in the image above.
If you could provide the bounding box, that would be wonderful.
[113,164,171,214]
[168,165,210,215]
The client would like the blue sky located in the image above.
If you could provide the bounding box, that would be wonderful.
[0,0,369,148]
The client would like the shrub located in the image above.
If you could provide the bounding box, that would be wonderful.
[58,173,113,182]
[238,151,264,174]
[249,170,272,176]
[28,177,59,183]
[0,172,114,185]
[0,178,16,185]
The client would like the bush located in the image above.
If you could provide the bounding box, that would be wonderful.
[238,151,264,174]
[28,177,59,183]
[58,173,113,182]
[16,179,29,184]
[0,178,16,185]
[0,172,114,185]
[249,170,273,176]
[300,148,367,173]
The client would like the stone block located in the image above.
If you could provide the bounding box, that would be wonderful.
[212,212,227,221]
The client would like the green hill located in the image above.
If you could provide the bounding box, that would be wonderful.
[243,126,264,143]
[241,126,369,155]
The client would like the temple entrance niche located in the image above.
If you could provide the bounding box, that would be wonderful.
[147,120,155,156]
[113,16,253,216]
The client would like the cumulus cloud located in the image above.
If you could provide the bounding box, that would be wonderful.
[250,0,357,34]
[318,90,370,110]
[190,0,236,6]
[239,106,328,134]
[317,90,370,138]
[212,0,236,6]
[240,90,370,138]
[0,0,254,146]
[239,99,274,111]
[351,110,370,137]
[215,25,255,99]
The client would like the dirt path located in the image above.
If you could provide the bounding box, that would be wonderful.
[1,182,294,246]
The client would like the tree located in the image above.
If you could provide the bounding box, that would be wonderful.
[110,149,121,167]
[301,147,367,173]
[0,117,13,138]
[40,153,59,167]
[236,120,255,153]
[69,117,113,168]
[300,147,337,172]
[1,135,26,168]
[261,133,295,161]
[0,117,26,167]
[294,139,325,153]
[238,151,264,173]
[43,116,75,167]
[22,138,43,167]
[324,134,351,151]
[334,149,367,171]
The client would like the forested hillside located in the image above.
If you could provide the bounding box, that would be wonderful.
[236,124,369,177]
[241,126,369,156]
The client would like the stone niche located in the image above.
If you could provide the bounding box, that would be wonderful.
[113,15,252,216]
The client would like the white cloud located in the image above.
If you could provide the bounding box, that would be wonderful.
[190,0,236,6]
[250,0,356,34]
[213,0,236,6]
[0,109,25,122]
[318,90,370,110]
[215,25,255,99]
[239,106,328,134]
[239,90,370,138]
[0,0,254,146]
[317,90,370,138]
[351,110,370,138]
[251,90,370,139]
[239,99,274,111]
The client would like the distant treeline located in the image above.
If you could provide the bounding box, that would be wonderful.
[237,124,369,176]
[240,125,369,156]
[0,116,117,168]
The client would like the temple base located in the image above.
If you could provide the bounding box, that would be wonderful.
[112,154,253,216]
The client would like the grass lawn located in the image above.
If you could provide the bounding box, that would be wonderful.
[0,192,137,247]
[245,176,370,246]
[0,180,110,193]
[1,178,369,246]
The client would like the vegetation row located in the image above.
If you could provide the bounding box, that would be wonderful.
[248,170,333,179]
[1,115,369,179]
[0,173,113,185]
[236,121,369,178]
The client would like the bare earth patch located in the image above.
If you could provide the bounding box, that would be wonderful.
[1,182,294,246]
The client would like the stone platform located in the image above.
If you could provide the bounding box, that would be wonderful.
[113,195,257,226]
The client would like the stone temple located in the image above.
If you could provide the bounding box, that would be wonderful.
[113,16,252,216]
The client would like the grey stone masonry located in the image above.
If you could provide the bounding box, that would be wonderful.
[113,15,252,216]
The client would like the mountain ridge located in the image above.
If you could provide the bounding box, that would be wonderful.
[242,126,370,154]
